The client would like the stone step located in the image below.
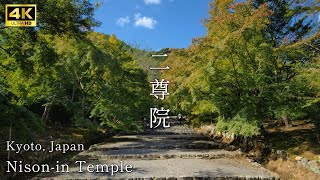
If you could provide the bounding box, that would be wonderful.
[74,149,242,160]
[31,124,279,180]
[140,132,196,135]
[33,158,278,179]
[89,143,221,151]
[89,135,220,151]
[111,135,212,141]
[142,124,196,135]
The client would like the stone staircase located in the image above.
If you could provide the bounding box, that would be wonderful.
[33,120,279,179]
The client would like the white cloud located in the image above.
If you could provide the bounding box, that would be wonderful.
[116,16,130,27]
[135,13,141,19]
[134,13,157,29]
[144,0,161,5]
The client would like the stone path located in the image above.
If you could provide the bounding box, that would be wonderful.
[33,120,278,179]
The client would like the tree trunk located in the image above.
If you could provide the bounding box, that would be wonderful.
[42,105,51,123]
[282,115,292,128]
[7,122,12,160]
[260,124,266,136]
[71,85,76,102]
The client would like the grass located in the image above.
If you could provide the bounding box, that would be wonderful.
[266,159,320,180]
[265,120,320,161]
[196,120,320,179]
[264,120,320,179]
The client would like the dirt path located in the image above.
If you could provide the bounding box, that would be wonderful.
[33,121,279,179]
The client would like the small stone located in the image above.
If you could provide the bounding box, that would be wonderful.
[196,154,203,158]
[227,145,237,151]
[193,177,203,180]
[309,166,320,174]
[247,158,254,163]
[163,154,170,159]
[88,156,98,160]
[276,150,287,160]
[295,156,303,161]
[308,160,319,167]
[252,162,261,167]
[177,177,193,180]
[166,177,177,180]
[300,158,309,166]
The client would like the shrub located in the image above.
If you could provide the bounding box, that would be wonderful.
[216,115,260,137]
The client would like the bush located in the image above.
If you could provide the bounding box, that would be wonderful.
[216,115,260,137]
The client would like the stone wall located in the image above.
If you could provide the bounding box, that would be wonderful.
[294,156,320,174]
[196,125,271,163]
[197,124,320,175]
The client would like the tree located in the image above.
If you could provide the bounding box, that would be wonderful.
[1,0,153,142]
[162,0,319,136]
[253,0,316,46]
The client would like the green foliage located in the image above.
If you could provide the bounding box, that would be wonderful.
[0,0,100,33]
[162,0,320,137]
[0,0,152,142]
[130,47,170,81]
[0,93,44,142]
[254,0,315,46]
[216,115,260,137]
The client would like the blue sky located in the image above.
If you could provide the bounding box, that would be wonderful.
[93,0,210,50]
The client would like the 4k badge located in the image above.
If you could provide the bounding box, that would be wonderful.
[5,4,37,27]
